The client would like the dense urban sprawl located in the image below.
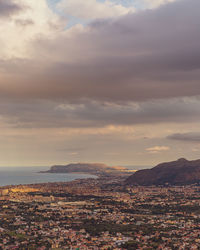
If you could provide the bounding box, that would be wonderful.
[1,177,200,249]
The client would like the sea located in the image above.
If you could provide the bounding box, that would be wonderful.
[0,165,151,187]
[0,166,98,187]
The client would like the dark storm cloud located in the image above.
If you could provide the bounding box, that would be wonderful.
[1,0,200,102]
[0,0,22,18]
[167,133,200,142]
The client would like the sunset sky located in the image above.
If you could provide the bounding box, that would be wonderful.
[0,0,200,167]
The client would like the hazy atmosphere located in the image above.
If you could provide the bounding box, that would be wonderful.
[0,0,199,166]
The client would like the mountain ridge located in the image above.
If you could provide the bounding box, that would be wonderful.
[126,158,200,186]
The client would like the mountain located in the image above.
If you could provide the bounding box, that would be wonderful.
[42,163,128,176]
[125,158,200,186]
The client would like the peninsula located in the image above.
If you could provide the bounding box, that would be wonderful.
[41,163,130,177]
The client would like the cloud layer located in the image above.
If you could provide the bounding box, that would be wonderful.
[0,0,200,103]
[0,97,199,128]
[1,0,200,165]
[168,133,200,142]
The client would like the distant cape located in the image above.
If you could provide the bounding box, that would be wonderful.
[126,158,200,186]
[41,163,127,176]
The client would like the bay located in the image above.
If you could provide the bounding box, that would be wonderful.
[0,166,97,187]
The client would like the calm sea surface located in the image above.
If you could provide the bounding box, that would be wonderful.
[0,166,97,187]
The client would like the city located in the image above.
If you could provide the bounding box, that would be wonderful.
[1,177,200,249]
[0,0,200,248]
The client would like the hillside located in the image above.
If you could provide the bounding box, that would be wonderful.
[125,158,200,186]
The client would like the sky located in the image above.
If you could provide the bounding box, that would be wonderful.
[0,0,200,167]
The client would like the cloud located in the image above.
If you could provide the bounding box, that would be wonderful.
[57,0,134,20]
[137,0,176,9]
[1,0,200,166]
[0,0,200,102]
[15,18,34,27]
[0,97,200,129]
[146,146,170,153]
[0,0,22,18]
[167,132,200,142]
[0,0,199,131]
[0,0,64,58]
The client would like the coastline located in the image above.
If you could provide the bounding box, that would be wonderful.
[0,167,98,187]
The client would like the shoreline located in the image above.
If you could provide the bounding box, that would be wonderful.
[0,172,98,188]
